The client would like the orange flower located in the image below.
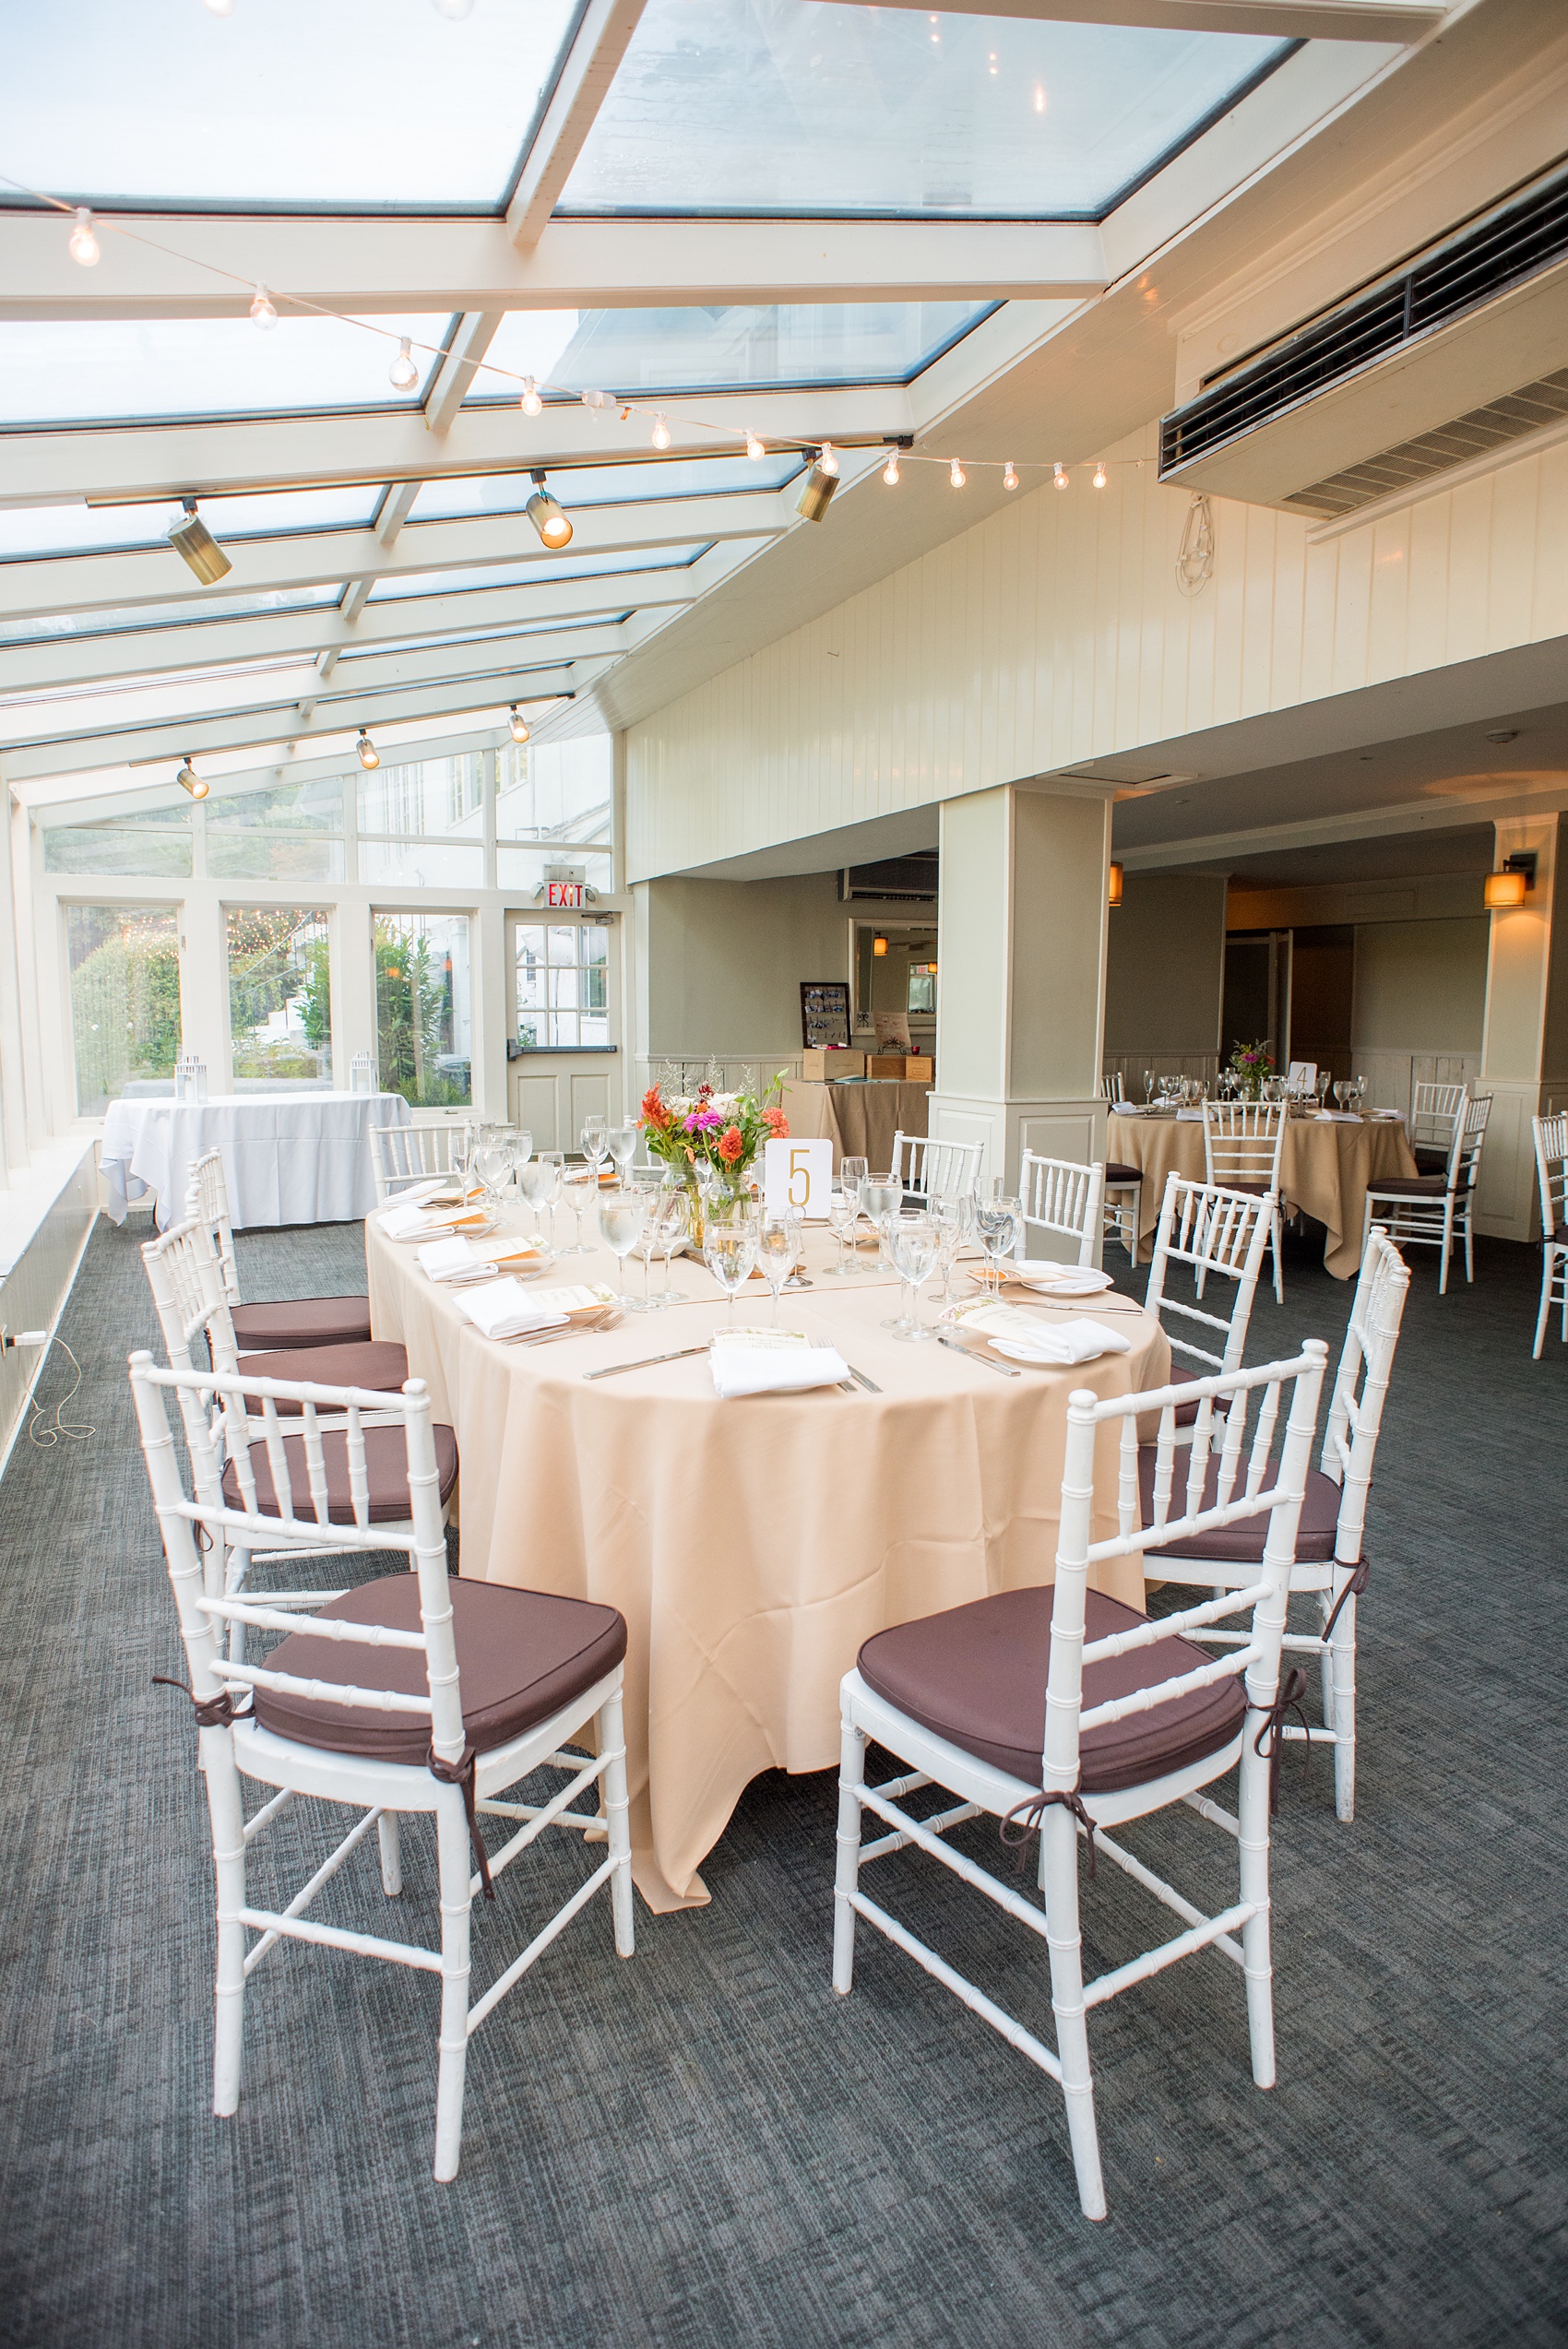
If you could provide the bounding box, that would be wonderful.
[718,1125,744,1165]
[763,1107,790,1137]
[640,1086,671,1131]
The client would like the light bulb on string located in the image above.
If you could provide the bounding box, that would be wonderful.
[1003,461,1018,491]
[1033,83,1046,113]
[650,413,671,450]
[1093,462,1108,490]
[949,458,966,489]
[388,337,420,392]
[1053,462,1069,491]
[883,452,900,487]
[203,0,235,15]
[249,283,277,329]
[745,429,766,462]
[818,442,838,478]
[68,208,100,267]
[508,705,530,745]
[356,728,379,771]
[519,376,542,417]
[431,0,474,17]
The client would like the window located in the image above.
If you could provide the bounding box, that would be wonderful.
[207,776,346,883]
[908,965,937,1016]
[65,903,181,1116]
[42,804,192,878]
[374,913,471,1109]
[497,734,613,896]
[226,908,332,1091]
[359,754,484,888]
[515,922,609,1050]
[475,303,992,400]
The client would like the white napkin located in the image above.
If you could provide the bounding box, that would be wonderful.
[389,1177,445,1209]
[418,1237,499,1284]
[1317,1110,1361,1124]
[1111,1102,1149,1116]
[453,1279,567,1340]
[377,1203,439,1239]
[1013,1263,1114,1294]
[1175,1108,1206,1123]
[710,1343,849,1398]
[964,1303,1132,1366]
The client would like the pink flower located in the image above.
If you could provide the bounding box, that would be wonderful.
[683,1108,721,1133]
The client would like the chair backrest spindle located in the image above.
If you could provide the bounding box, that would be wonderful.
[1017,1152,1103,1268]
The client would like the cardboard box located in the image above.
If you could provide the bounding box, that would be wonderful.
[903,1055,933,1082]
[802,1047,866,1082]
[868,1054,908,1079]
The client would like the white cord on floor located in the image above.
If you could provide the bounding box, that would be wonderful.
[29,1339,95,1450]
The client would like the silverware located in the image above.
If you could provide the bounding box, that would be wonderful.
[844,1363,882,1394]
[938,1330,1020,1378]
[583,1345,708,1381]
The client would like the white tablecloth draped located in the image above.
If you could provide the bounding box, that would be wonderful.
[99,1091,411,1229]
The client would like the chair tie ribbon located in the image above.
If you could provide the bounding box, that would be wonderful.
[999,1784,1098,1878]
[427,1746,495,1902]
[1249,1667,1310,1814]
[1320,1560,1370,1645]
[152,1673,253,1729]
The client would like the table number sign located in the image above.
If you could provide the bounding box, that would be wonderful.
[764,1136,832,1219]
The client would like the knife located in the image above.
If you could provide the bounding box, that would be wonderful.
[938,1330,1020,1378]
[844,1363,882,1393]
[583,1346,708,1381]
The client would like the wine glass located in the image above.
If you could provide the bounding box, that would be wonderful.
[1351,1075,1367,1112]
[472,1129,513,1216]
[1316,1071,1332,1108]
[598,1189,647,1310]
[860,1171,902,1230]
[703,1198,759,1328]
[888,1212,940,1341]
[1144,1069,1157,1104]
[655,1180,688,1304]
[826,1182,861,1277]
[447,1121,477,1200]
[511,1127,533,1171]
[517,1157,553,1245]
[757,1210,801,1326]
[538,1149,565,1249]
[1332,1081,1350,1111]
[575,1117,607,1250]
[932,1191,972,1305]
[607,1121,638,1185]
[974,1192,1020,1297]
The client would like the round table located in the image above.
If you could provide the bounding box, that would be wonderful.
[100,1089,410,1229]
[1108,1109,1419,1277]
[366,1209,1169,1913]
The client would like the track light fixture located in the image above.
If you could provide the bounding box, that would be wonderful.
[166,499,232,586]
[388,337,420,392]
[356,727,379,770]
[249,284,278,329]
[508,705,530,745]
[525,470,574,549]
[68,207,100,267]
[795,457,839,523]
[175,754,208,800]
[519,375,542,416]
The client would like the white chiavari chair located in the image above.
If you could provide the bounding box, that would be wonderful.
[1098,1074,1125,1104]
[1139,1228,1408,1822]
[889,1131,982,1204]
[188,1146,374,1354]
[1017,1153,1103,1269]
[1362,1091,1490,1293]
[1532,1112,1568,1358]
[370,1120,465,1205]
[1144,1175,1272,1431]
[1201,1100,1288,1303]
[833,1342,1328,2220]
[130,1355,633,2183]
[1409,1081,1468,1176]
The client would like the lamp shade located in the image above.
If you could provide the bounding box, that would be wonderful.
[1108,861,1124,908]
[1484,869,1527,909]
[872,933,888,956]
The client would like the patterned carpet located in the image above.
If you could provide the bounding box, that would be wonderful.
[0,1211,1562,2348]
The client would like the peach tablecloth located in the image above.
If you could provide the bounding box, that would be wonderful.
[778,1079,930,1173]
[367,1213,1168,1912]
[1108,1110,1418,1277]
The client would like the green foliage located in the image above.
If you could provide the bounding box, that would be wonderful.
[374,919,469,1108]
[68,911,181,1112]
[226,908,330,1082]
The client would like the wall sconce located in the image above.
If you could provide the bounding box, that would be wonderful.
[872,932,888,957]
[1108,861,1124,908]
[1484,851,1536,909]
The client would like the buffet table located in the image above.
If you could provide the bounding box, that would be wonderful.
[779,1078,931,1173]
[367,1209,1168,1913]
[100,1089,410,1229]
[1108,1109,1419,1276]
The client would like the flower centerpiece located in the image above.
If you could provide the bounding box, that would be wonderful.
[1228,1038,1275,1101]
[638,1069,790,1240]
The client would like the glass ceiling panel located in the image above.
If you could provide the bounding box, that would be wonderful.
[0,486,381,562]
[0,0,577,209]
[365,549,710,603]
[473,303,989,400]
[0,586,339,649]
[563,0,1290,219]
[409,456,800,523]
[337,619,627,665]
[0,316,454,428]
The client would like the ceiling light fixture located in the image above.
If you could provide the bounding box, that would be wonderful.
[795,457,839,523]
[1108,861,1123,908]
[1004,461,1018,491]
[1484,851,1536,908]
[508,705,530,745]
[949,458,966,488]
[872,933,888,957]
[1054,463,1068,490]
[883,452,900,486]
[388,337,420,392]
[519,375,543,417]
[249,283,278,329]
[745,429,766,462]
[650,413,671,450]
[166,499,232,586]
[175,754,208,800]
[68,207,100,267]
[1093,462,1108,490]
[356,727,380,770]
[525,470,573,549]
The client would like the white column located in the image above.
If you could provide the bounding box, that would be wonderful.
[1477,812,1568,1239]
[929,781,1111,1221]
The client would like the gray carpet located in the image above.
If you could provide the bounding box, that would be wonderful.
[0,1212,1563,2348]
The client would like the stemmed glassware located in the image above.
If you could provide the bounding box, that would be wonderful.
[974,1190,1021,1297]
[607,1121,638,1186]
[1332,1080,1351,1111]
[655,1181,687,1305]
[517,1157,554,1246]
[757,1209,801,1326]
[703,1197,759,1328]
[1350,1075,1367,1111]
[473,1127,514,1216]
[826,1182,861,1276]
[860,1171,902,1231]
[932,1190,972,1305]
[570,1117,607,1253]
[598,1190,647,1310]
[538,1149,565,1248]
[1316,1071,1332,1108]
[887,1211,940,1340]
[1144,1069,1157,1104]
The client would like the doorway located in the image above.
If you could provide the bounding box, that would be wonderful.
[851,919,938,1053]
[506,910,621,1151]
[1221,931,1291,1071]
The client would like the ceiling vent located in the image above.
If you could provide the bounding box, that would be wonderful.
[1159,168,1568,513]
[839,851,938,902]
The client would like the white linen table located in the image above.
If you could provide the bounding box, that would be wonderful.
[100,1090,410,1229]
[367,1209,1170,1914]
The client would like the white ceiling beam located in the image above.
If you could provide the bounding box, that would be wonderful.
[0,212,1106,321]
[0,491,787,621]
[0,386,904,508]
[507,0,650,253]
[423,313,504,437]
[858,0,1440,35]
[0,571,696,694]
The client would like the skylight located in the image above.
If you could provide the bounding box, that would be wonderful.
[472,304,992,402]
[0,317,455,429]
[0,487,383,563]
[364,550,713,604]
[408,456,801,523]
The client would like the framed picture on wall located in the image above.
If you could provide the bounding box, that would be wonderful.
[800,981,851,1050]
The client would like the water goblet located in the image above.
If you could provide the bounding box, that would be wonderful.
[974,1192,1021,1297]
[473,1130,513,1216]
[607,1121,638,1185]
[932,1191,971,1305]
[703,1197,759,1328]
[655,1181,688,1303]
[757,1209,801,1326]
[1351,1075,1367,1111]
[537,1150,566,1249]
[887,1211,940,1340]
[826,1183,861,1277]
[517,1158,553,1246]
[1332,1081,1350,1111]
[598,1190,648,1311]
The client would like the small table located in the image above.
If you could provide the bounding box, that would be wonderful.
[367,1210,1169,1913]
[780,1078,931,1173]
[1108,1109,1419,1277]
[100,1090,411,1229]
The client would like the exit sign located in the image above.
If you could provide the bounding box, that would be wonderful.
[547,881,585,908]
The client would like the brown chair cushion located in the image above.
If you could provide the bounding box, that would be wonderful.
[1367,1174,1446,1199]
[1105,1163,1142,1186]
[858,1586,1244,1796]
[1166,1361,1231,1427]
[220,1421,458,1525]
[253,1576,627,1764]
[239,1340,409,1416]
[232,1296,374,1350]
[1136,1445,1341,1563]
[1412,1145,1448,1175]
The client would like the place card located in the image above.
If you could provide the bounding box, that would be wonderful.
[763,1136,832,1219]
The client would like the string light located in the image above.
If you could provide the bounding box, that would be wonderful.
[525,470,573,549]
[1033,84,1046,113]
[580,389,611,411]
[1003,461,1018,491]
[67,207,99,267]
[818,442,838,478]
[650,413,671,450]
[356,728,380,771]
[508,705,530,745]
[175,755,208,801]
[1093,462,1108,489]
[519,375,542,416]
[388,337,420,392]
[202,0,235,14]
[949,458,966,488]
[745,429,766,462]
[1054,463,1069,490]
[431,0,474,17]
[883,452,900,486]
[248,283,277,330]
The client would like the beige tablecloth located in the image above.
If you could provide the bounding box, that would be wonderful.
[779,1078,930,1174]
[1108,1110,1419,1277]
[367,1213,1168,1913]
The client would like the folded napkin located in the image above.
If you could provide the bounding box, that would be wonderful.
[1013,1263,1113,1294]
[452,1278,567,1341]
[1317,1110,1362,1124]
[710,1342,849,1399]
[1175,1108,1206,1123]
[389,1177,446,1209]
[417,1237,499,1284]
[377,1202,440,1239]
[964,1303,1132,1366]
[1111,1102,1149,1116]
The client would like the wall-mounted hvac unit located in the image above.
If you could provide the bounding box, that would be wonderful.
[839,852,939,903]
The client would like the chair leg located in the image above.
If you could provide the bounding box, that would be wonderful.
[1317,1596,1335,1732]
[1464,1198,1475,1284]
[206,1747,248,2118]
[377,1809,403,1897]
[1236,1715,1277,2091]
[832,1718,867,1996]
[1039,1809,1105,2221]
[432,1789,473,2184]
[1536,1254,1552,1358]
[599,1691,636,1959]
[1271,1205,1284,1304]
[1327,1585,1358,1823]
[1439,1201,1454,1295]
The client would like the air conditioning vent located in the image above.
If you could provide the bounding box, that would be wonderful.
[1284,366,1568,518]
[1161,167,1568,478]
[839,851,938,902]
